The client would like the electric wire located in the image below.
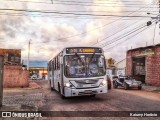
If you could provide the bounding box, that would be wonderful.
[92,5,153,46]
[103,20,158,51]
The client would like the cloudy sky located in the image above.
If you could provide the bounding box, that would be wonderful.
[0,0,159,64]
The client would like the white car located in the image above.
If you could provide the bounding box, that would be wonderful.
[113,76,142,90]
[31,75,37,80]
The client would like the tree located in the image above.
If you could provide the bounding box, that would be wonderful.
[107,58,116,67]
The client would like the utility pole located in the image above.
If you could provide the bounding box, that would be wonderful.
[27,39,31,70]
[159,0,160,29]
[159,0,160,15]
[0,56,4,107]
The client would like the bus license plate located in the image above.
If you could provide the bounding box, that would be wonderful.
[83,84,90,87]
[84,90,92,93]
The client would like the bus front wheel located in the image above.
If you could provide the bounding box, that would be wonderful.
[58,83,66,99]
[90,94,96,97]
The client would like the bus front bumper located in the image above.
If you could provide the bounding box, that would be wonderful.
[64,85,107,97]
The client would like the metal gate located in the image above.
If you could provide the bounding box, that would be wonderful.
[0,55,4,107]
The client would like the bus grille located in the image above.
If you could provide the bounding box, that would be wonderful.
[75,79,98,84]
[78,91,97,95]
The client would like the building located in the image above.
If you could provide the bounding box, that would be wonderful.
[0,48,21,65]
[0,48,29,88]
[29,61,48,80]
[106,58,126,77]
[115,59,126,76]
[126,44,160,86]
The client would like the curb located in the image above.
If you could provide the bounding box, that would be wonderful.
[142,85,160,92]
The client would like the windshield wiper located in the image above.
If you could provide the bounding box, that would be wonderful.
[75,53,85,66]
[89,53,95,64]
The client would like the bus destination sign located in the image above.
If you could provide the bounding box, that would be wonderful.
[66,48,102,54]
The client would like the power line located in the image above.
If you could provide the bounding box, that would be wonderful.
[0,12,154,19]
[3,0,158,7]
[0,9,150,18]
[93,20,144,46]
[51,0,159,7]
[101,23,148,48]
[0,12,157,20]
[0,0,156,46]
[103,20,158,51]
[93,6,153,46]
[0,6,151,43]
[100,20,157,48]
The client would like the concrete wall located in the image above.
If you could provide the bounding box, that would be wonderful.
[116,69,125,77]
[106,68,125,77]
[3,65,29,88]
[126,45,160,87]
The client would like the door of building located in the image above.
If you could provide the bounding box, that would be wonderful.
[132,56,146,83]
[0,56,4,107]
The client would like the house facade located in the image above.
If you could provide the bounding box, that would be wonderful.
[126,44,160,86]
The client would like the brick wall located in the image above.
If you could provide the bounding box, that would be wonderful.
[126,51,132,76]
[3,65,29,88]
[146,47,160,86]
[126,45,160,87]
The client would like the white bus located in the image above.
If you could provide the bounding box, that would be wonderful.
[48,47,107,98]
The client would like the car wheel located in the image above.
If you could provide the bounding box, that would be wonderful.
[124,84,129,90]
[138,86,142,90]
[113,82,118,89]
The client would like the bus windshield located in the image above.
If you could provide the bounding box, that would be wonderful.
[64,54,106,78]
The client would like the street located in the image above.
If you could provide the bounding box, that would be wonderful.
[3,80,160,120]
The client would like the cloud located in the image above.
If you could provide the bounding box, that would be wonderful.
[0,0,158,63]
[40,23,79,43]
[81,0,124,45]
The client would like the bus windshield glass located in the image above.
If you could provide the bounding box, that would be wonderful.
[64,54,106,78]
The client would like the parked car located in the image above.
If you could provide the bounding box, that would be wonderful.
[106,75,111,90]
[113,76,142,90]
[111,75,118,81]
[31,74,38,80]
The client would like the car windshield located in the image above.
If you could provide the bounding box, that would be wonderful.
[64,54,106,78]
[123,76,134,80]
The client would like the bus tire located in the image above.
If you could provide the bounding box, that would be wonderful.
[58,83,66,99]
[90,94,96,97]
[51,87,54,91]
[50,80,54,91]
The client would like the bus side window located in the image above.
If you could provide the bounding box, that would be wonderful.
[49,62,51,71]
[57,56,60,69]
[52,60,54,71]
[54,58,56,70]
[53,60,54,70]
[56,57,58,70]
[57,57,58,70]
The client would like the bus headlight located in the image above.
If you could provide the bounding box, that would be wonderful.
[100,80,107,86]
[64,82,71,87]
